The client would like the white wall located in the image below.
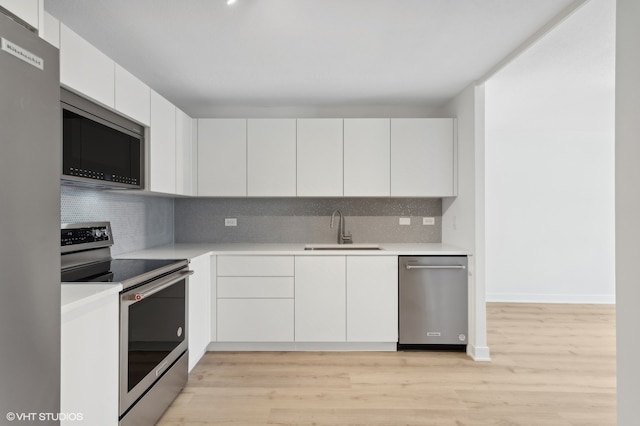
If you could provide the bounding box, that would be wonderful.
[484,0,615,303]
[615,0,640,423]
[443,83,489,361]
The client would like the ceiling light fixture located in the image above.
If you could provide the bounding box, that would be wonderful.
[227,0,237,5]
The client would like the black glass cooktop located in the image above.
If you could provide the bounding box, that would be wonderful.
[61,258,187,289]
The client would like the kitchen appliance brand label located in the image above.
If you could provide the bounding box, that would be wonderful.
[1,37,44,70]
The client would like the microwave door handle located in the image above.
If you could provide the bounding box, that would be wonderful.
[125,270,194,302]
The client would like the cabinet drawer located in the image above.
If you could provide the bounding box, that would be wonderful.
[217,256,294,277]
[218,277,294,298]
[217,299,294,342]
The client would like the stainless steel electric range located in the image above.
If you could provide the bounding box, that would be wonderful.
[61,222,192,426]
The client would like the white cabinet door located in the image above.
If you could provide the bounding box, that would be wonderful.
[149,90,176,194]
[346,256,398,342]
[210,255,217,343]
[188,254,211,371]
[175,108,194,196]
[297,119,343,196]
[217,255,294,277]
[295,256,346,342]
[197,119,247,196]
[61,293,118,426]
[60,23,115,108]
[247,119,296,196]
[217,299,294,342]
[42,11,60,48]
[115,64,151,126]
[344,119,390,196]
[391,118,455,197]
[0,0,39,29]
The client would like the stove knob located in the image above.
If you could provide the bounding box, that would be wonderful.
[92,229,103,238]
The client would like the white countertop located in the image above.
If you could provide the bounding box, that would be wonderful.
[118,243,471,260]
[61,283,122,316]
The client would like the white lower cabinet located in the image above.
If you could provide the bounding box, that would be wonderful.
[188,254,212,371]
[294,256,346,342]
[346,256,398,342]
[61,291,118,426]
[210,255,217,343]
[213,254,398,347]
[216,256,295,342]
[217,299,294,342]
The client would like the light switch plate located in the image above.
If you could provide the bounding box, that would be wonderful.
[399,217,411,226]
[422,217,435,225]
[224,218,237,227]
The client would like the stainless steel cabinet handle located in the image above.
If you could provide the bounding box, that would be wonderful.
[125,270,194,302]
[405,264,466,270]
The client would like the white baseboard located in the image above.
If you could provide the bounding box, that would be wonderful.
[208,342,398,352]
[467,344,491,362]
[486,293,615,304]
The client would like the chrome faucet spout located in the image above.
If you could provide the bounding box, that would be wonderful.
[330,210,353,244]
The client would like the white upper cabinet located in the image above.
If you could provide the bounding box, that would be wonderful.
[175,108,194,196]
[60,23,115,108]
[391,118,456,197]
[343,119,391,197]
[0,0,39,29]
[197,119,247,197]
[296,119,343,197]
[149,90,176,194]
[247,119,297,197]
[42,12,59,48]
[115,64,150,126]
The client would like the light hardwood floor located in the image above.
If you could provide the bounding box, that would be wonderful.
[158,303,616,425]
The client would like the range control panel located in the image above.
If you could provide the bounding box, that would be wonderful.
[61,222,113,249]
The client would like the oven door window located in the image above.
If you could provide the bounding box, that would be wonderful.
[127,281,185,392]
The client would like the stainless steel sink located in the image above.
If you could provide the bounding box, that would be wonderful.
[303,243,382,251]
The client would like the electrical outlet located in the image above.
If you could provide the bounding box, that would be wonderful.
[399,217,411,226]
[224,218,237,227]
[422,217,435,225]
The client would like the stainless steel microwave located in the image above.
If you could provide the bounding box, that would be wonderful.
[61,88,144,189]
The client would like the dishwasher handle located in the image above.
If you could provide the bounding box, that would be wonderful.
[405,264,466,270]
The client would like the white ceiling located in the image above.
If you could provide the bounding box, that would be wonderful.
[44,0,584,117]
[486,0,615,133]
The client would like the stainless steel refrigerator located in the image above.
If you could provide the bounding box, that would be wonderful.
[0,11,61,424]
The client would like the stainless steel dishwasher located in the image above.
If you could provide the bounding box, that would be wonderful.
[398,256,468,350]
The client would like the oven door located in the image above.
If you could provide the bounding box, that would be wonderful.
[119,269,192,417]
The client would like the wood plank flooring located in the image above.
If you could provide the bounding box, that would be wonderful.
[158,303,616,425]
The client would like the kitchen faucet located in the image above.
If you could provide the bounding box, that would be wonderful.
[330,210,353,244]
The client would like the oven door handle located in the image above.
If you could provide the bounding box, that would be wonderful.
[125,270,194,302]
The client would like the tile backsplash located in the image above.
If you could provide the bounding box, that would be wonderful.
[175,198,442,244]
[61,188,442,251]
[61,186,174,255]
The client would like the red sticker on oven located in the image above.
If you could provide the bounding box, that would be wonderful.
[135,294,142,301]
